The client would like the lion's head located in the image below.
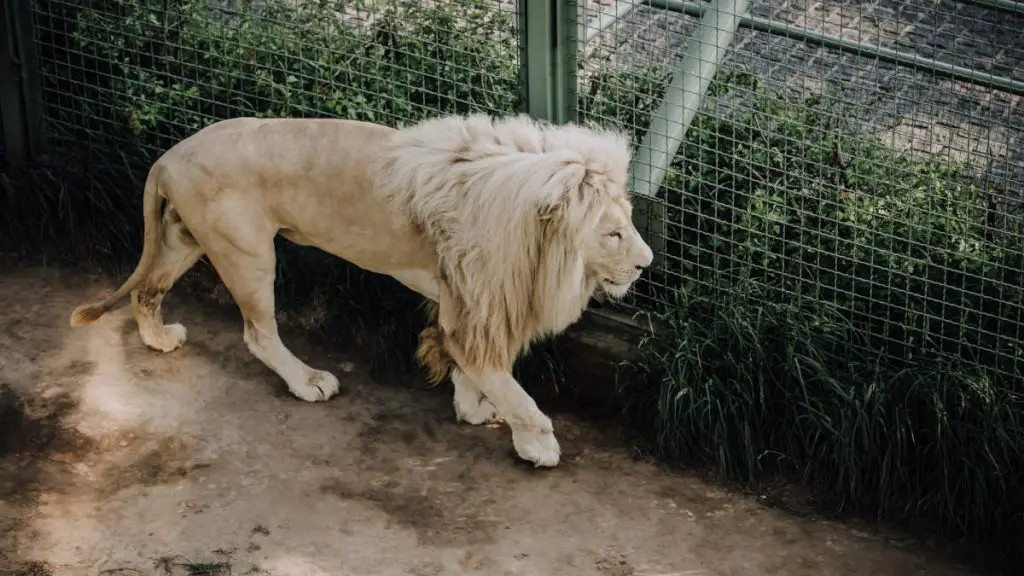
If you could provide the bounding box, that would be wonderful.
[532,121,653,305]
[584,194,653,300]
[376,113,654,374]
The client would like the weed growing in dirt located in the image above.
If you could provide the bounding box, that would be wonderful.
[154,555,232,576]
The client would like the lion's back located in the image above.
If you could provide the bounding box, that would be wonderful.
[152,117,394,213]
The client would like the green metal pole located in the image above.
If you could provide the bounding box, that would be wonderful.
[519,0,579,125]
[12,0,43,159]
[629,0,752,266]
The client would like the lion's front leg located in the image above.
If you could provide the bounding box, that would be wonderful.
[451,368,499,425]
[458,367,560,467]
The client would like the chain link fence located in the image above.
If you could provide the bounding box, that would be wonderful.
[576,2,1024,554]
[580,0,1024,380]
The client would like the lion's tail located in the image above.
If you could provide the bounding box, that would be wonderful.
[69,166,166,327]
[416,325,456,386]
[416,301,456,385]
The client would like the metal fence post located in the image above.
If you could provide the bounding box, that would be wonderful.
[518,0,579,125]
[629,0,751,267]
[0,0,44,169]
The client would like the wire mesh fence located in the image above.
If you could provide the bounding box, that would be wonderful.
[30,0,522,160]
[15,0,527,371]
[579,0,1024,379]
[14,0,1024,380]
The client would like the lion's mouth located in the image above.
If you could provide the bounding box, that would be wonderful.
[603,275,639,287]
[602,278,632,294]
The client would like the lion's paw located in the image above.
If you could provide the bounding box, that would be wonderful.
[144,323,188,353]
[454,387,500,425]
[290,369,341,403]
[457,397,499,425]
[512,422,561,468]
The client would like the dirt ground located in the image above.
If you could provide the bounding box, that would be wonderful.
[0,265,971,576]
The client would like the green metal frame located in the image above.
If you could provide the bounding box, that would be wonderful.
[586,2,1024,99]
[962,0,1024,16]
[519,0,579,125]
[580,0,1024,271]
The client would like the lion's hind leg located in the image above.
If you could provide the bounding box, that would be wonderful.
[199,225,340,403]
[131,205,203,353]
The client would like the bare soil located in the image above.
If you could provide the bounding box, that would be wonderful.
[0,265,971,575]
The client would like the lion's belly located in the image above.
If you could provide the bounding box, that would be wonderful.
[282,222,441,300]
[278,228,317,247]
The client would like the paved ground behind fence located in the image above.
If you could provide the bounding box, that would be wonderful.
[0,265,975,575]
[583,0,1023,186]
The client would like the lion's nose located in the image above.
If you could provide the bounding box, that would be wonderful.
[637,243,654,269]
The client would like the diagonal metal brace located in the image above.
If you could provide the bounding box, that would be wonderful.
[628,0,752,267]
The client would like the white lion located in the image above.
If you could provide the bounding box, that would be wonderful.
[68,113,653,467]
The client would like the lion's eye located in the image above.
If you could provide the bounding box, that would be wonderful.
[607,231,622,240]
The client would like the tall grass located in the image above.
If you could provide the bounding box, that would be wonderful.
[618,287,1023,562]
[588,66,1024,567]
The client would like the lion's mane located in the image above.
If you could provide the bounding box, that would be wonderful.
[373,113,631,379]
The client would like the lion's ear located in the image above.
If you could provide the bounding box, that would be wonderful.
[537,155,590,222]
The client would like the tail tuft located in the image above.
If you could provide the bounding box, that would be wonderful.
[69,291,115,326]
[69,303,105,327]
[416,325,455,386]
